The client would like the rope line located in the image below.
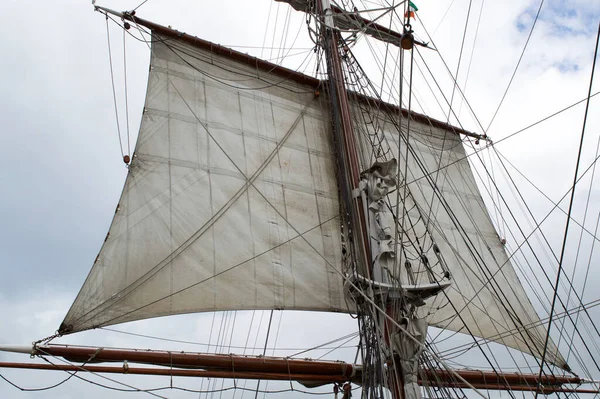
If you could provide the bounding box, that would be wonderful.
[485,0,546,132]
[535,20,600,398]
[105,16,124,159]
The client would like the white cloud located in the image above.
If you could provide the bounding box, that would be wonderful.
[1,0,599,397]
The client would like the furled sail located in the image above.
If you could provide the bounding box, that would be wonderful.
[61,30,565,368]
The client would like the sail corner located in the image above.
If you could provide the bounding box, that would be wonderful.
[58,322,73,336]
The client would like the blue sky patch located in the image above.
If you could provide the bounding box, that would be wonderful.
[515,0,599,36]
[552,60,581,73]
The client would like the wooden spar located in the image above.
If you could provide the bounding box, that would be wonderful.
[0,362,348,383]
[33,345,355,378]
[94,6,483,140]
[0,360,588,393]
[328,5,428,49]
[422,369,582,386]
[14,345,582,389]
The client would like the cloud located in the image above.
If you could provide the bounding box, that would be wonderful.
[1,0,599,397]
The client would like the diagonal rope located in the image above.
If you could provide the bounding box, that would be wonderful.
[436,296,600,358]
[485,0,545,132]
[123,29,131,156]
[133,0,150,12]
[105,16,124,159]
[493,148,600,242]
[35,347,168,398]
[403,91,600,195]
[535,20,600,398]
[67,79,320,328]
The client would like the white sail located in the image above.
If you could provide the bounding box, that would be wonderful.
[61,36,348,333]
[61,32,565,368]
[351,110,567,368]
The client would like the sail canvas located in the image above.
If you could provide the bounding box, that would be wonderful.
[62,35,348,332]
[60,31,565,369]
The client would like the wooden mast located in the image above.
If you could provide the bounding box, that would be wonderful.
[316,0,372,278]
[314,1,420,398]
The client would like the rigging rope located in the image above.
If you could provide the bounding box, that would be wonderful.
[494,148,600,242]
[332,28,548,390]
[559,112,600,359]
[100,326,358,353]
[446,0,472,124]
[35,347,168,398]
[566,213,600,364]
[0,370,75,392]
[123,28,131,158]
[456,0,486,119]
[352,28,576,382]
[463,141,600,376]
[485,0,546,133]
[104,16,125,160]
[535,20,600,398]
[133,0,150,12]
[491,141,600,365]
[423,0,475,254]
[401,89,600,190]
[485,146,600,367]
[253,310,274,399]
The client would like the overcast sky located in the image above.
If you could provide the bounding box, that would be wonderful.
[1,0,599,398]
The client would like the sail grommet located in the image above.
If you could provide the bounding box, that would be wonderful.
[123,155,131,164]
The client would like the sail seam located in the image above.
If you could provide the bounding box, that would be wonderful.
[68,83,322,329]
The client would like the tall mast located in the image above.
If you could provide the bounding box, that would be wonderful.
[316,1,408,398]
[312,2,450,399]
[317,0,372,279]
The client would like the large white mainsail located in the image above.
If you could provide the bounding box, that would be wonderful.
[61,30,566,369]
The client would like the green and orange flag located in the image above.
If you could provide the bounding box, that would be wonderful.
[405,1,418,18]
